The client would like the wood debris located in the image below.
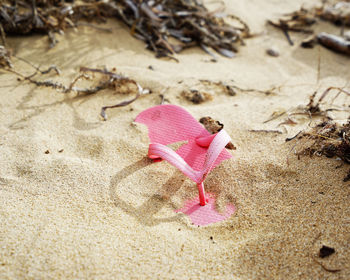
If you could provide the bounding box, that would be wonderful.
[199,116,236,150]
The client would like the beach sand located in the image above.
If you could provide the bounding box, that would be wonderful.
[1,0,350,279]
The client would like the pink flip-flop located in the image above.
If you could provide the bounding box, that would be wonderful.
[136,104,235,225]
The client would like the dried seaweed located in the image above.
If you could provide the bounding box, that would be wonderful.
[1,63,150,119]
[248,129,282,134]
[294,120,350,181]
[266,87,350,127]
[286,87,350,180]
[0,0,250,58]
[199,79,278,96]
[269,1,350,51]
[180,78,274,104]
[317,1,350,26]
[268,8,315,45]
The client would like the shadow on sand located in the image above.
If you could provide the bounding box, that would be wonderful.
[109,157,187,226]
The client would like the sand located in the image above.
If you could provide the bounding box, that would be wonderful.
[1,0,350,279]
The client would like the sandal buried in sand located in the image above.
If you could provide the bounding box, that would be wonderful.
[136,104,235,225]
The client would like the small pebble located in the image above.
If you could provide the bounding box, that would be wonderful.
[319,245,335,258]
[266,48,280,57]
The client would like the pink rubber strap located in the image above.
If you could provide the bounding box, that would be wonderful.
[148,129,231,205]
[195,134,216,147]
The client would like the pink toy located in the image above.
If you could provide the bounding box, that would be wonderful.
[135,104,235,225]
